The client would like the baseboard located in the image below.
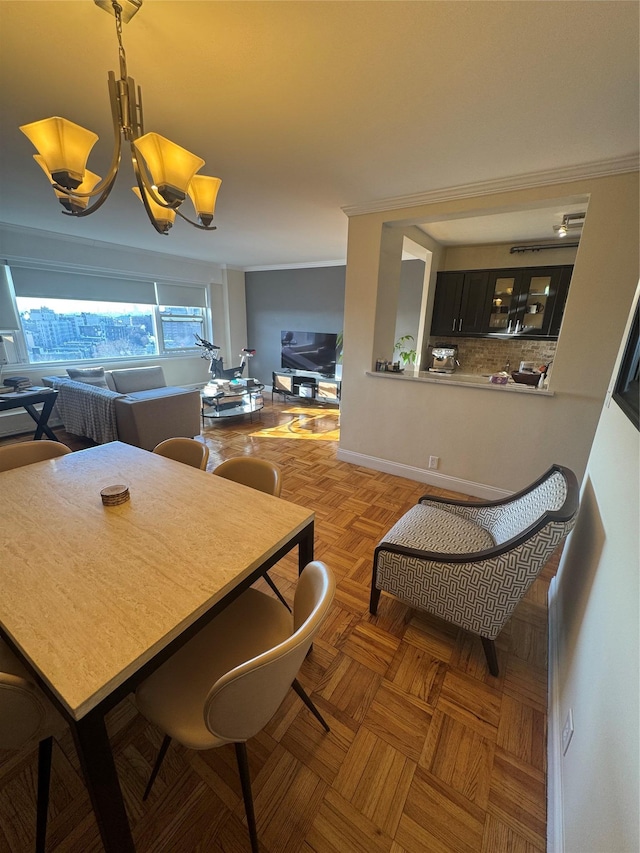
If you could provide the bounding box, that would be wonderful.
[547,575,564,853]
[335,448,510,500]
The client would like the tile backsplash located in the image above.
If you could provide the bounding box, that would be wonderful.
[427,337,556,375]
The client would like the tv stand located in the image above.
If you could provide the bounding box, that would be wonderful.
[272,370,341,404]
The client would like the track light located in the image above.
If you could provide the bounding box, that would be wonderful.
[553,212,586,238]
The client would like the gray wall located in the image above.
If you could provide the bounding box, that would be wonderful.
[245,266,346,385]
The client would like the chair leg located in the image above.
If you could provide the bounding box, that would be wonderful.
[292,678,330,733]
[234,742,259,853]
[369,583,381,615]
[35,736,53,853]
[143,734,172,801]
[481,637,499,677]
[263,571,292,612]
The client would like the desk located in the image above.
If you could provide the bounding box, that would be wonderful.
[0,442,314,851]
[0,387,59,440]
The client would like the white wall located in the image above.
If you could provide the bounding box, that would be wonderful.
[549,284,639,852]
[338,172,639,495]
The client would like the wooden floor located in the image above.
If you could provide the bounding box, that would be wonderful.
[0,400,555,852]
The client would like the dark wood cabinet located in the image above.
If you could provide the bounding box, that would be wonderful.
[431,264,573,340]
[431,271,491,336]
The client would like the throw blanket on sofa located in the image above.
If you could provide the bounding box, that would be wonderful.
[51,378,121,444]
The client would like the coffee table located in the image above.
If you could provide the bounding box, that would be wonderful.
[201,381,264,424]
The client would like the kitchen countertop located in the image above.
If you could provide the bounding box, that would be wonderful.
[366,370,554,395]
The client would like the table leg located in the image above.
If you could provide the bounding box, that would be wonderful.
[71,711,136,852]
[298,519,314,574]
[24,399,59,441]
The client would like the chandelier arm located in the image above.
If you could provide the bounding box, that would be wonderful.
[174,208,218,231]
[131,142,171,235]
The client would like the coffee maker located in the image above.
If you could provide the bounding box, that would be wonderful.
[428,344,459,374]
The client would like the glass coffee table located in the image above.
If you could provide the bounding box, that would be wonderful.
[201,381,265,424]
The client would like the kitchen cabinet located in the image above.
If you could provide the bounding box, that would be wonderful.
[431,264,573,340]
[431,270,491,336]
[487,265,572,337]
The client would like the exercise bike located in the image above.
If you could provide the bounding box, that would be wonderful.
[195,334,256,380]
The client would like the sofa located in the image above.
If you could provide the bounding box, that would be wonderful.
[42,365,201,451]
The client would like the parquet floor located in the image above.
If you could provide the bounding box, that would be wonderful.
[0,400,555,852]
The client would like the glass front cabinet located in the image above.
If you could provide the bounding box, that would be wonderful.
[487,266,572,337]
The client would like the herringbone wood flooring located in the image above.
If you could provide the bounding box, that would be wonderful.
[0,401,555,852]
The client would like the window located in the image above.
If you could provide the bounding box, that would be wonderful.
[16,297,158,363]
[3,264,209,365]
[158,306,205,352]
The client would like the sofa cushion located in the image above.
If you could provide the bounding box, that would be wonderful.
[124,386,192,402]
[110,366,166,394]
[66,366,108,388]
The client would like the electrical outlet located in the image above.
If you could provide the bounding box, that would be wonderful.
[428,455,439,469]
[561,708,574,755]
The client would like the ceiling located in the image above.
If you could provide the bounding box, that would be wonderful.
[0,1,637,269]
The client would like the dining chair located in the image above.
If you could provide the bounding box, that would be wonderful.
[213,456,289,608]
[370,464,580,675]
[0,440,71,473]
[135,560,335,853]
[152,437,210,470]
[0,640,63,853]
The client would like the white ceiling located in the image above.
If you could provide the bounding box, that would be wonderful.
[0,1,638,269]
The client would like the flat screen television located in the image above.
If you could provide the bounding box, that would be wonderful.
[281,330,338,376]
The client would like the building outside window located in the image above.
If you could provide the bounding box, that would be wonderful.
[2,264,209,366]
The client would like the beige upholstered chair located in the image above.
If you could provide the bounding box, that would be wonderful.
[370,464,580,675]
[152,437,209,470]
[0,440,71,473]
[136,560,335,853]
[213,456,282,497]
[0,641,63,853]
[213,456,288,607]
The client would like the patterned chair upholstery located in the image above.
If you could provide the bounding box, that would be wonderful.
[370,464,580,675]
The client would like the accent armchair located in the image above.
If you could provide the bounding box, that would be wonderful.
[370,464,580,675]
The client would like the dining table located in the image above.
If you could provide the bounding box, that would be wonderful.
[0,440,315,852]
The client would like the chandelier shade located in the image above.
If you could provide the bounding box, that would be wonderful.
[188,176,222,227]
[132,187,176,234]
[34,156,102,213]
[20,117,99,190]
[133,132,205,205]
[18,0,221,235]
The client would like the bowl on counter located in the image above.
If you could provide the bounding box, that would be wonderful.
[511,371,542,386]
[489,372,509,385]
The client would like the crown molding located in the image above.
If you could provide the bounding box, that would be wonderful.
[341,154,640,217]
[243,260,346,273]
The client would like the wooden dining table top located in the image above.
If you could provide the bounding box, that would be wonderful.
[0,441,314,721]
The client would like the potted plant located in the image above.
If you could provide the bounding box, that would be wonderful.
[394,335,417,368]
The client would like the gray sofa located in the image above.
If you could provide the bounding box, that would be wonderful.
[42,365,201,451]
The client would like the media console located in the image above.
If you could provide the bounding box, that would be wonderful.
[272,370,341,404]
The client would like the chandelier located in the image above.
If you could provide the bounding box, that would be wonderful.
[19,0,221,235]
